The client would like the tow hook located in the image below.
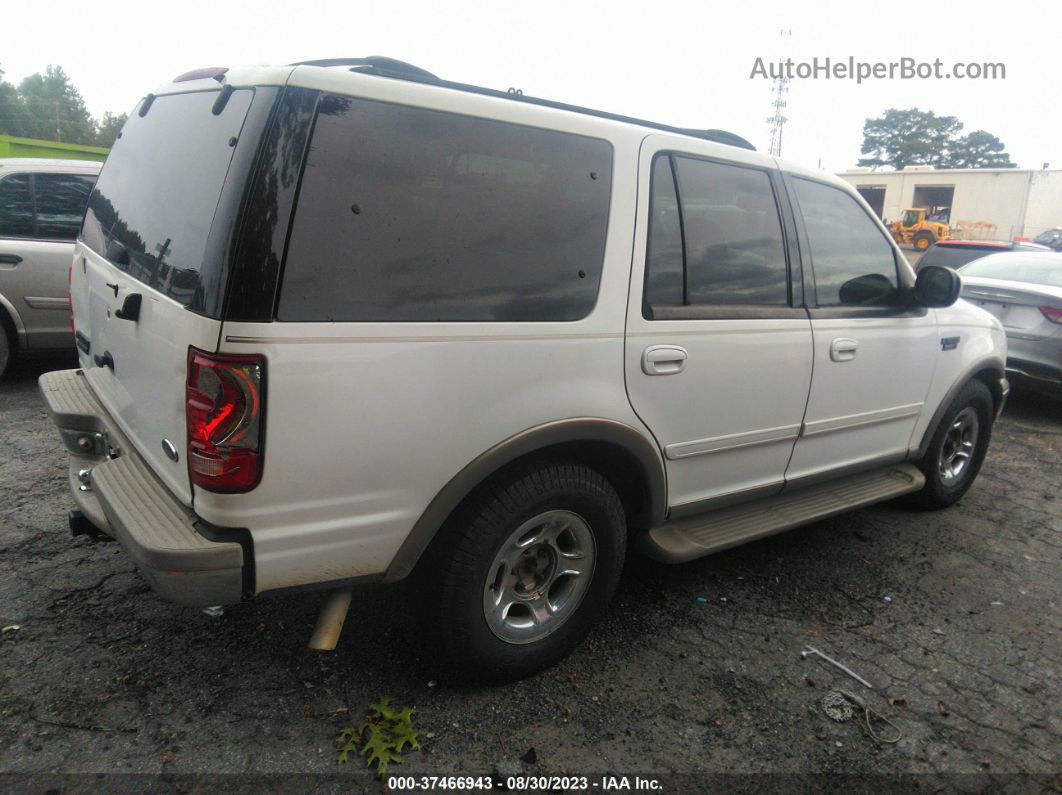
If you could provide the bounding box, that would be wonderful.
[68,510,112,542]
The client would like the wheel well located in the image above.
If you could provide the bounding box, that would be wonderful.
[0,305,18,352]
[972,367,1004,413]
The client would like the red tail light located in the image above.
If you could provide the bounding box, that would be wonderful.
[1040,306,1062,325]
[186,348,265,493]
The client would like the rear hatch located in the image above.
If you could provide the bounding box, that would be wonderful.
[72,85,264,505]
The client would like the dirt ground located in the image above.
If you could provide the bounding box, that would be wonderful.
[1,352,1059,793]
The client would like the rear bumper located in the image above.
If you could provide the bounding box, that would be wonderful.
[38,369,249,606]
[1006,357,1062,399]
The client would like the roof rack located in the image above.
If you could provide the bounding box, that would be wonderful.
[291,56,756,151]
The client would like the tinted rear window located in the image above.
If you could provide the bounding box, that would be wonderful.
[961,254,1062,287]
[81,89,253,307]
[277,95,613,322]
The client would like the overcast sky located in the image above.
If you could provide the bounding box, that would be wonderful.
[3,0,1059,172]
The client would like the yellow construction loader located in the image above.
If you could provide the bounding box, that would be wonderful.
[889,208,950,251]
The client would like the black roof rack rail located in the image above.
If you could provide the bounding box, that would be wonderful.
[292,57,756,151]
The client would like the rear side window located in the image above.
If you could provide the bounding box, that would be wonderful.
[278,95,613,322]
[0,174,34,238]
[643,154,789,314]
[34,173,95,240]
[793,178,899,306]
[81,89,254,307]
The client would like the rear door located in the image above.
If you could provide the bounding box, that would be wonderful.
[73,87,258,503]
[784,176,938,483]
[624,138,814,514]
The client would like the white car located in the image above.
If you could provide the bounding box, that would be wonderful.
[40,57,1008,680]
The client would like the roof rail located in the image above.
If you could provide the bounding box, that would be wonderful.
[292,57,755,151]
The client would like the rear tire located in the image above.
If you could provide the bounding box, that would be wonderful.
[421,462,626,682]
[913,231,934,251]
[912,380,993,509]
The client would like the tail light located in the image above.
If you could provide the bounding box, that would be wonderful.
[186,348,265,493]
[1039,306,1062,325]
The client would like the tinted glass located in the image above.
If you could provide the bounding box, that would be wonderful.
[918,245,1000,270]
[81,89,253,306]
[278,95,613,322]
[672,156,787,305]
[644,156,684,307]
[34,173,95,240]
[0,174,35,238]
[794,178,899,306]
[961,254,1062,287]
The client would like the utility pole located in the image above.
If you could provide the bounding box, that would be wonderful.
[767,28,792,158]
[54,99,62,142]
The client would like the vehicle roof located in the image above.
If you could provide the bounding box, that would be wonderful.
[960,250,1062,267]
[146,59,855,194]
[0,157,102,172]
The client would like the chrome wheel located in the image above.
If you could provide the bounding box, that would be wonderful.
[482,510,596,645]
[938,407,979,484]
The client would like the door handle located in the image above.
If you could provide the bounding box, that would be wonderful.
[0,253,22,265]
[642,345,688,375]
[830,338,859,362]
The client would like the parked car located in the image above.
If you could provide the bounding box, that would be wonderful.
[1033,228,1062,252]
[959,252,1062,399]
[39,58,1008,681]
[0,159,100,378]
[916,239,1050,271]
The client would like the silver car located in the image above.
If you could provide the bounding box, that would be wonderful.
[960,252,1062,399]
[0,158,101,378]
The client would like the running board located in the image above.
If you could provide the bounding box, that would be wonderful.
[639,464,925,564]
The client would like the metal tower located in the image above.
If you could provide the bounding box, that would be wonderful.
[767,29,792,158]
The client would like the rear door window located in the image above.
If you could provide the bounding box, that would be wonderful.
[278,95,613,322]
[0,174,35,238]
[34,173,95,240]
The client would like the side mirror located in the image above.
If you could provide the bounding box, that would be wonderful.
[914,265,961,308]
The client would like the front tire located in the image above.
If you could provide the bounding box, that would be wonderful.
[913,231,934,251]
[912,379,994,509]
[424,462,626,682]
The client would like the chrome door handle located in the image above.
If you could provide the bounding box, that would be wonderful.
[642,345,688,375]
[830,338,858,362]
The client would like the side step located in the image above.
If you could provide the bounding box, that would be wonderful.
[639,464,925,564]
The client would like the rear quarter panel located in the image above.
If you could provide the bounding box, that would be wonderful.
[200,129,654,593]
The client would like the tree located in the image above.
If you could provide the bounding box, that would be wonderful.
[0,65,31,138]
[858,107,1017,170]
[944,130,1016,169]
[16,65,97,145]
[858,108,963,170]
[95,111,127,147]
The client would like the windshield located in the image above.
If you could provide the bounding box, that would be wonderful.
[902,210,920,226]
[961,254,1062,288]
[80,88,254,311]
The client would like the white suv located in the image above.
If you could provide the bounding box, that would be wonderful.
[40,58,1008,680]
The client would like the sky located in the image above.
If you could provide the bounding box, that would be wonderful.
[3,0,1060,172]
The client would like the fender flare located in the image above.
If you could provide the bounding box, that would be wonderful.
[382,417,667,582]
[913,357,1006,460]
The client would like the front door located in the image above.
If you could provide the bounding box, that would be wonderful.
[624,138,814,515]
[784,176,938,483]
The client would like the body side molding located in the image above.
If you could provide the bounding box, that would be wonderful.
[382,418,667,582]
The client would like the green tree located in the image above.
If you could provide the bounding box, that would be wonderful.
[0,65,31,138]
[944,130,1016,169]
[95,111,127,147]
[858,108,963,169]
[17,65,97,144]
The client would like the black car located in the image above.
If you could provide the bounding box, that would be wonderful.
[1033,229,1062,252]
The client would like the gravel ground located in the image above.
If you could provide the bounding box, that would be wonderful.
[0,351,1059,793]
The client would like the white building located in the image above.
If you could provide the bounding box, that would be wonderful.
[837,166,1062,242]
